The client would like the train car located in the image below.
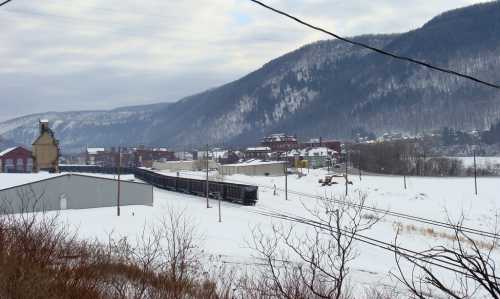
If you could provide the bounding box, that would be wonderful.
[176,177,191,194]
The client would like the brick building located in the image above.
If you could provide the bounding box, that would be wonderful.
[245,147,271,160]
[134,148,175,167]
[261,133,299,152]
[0,146,33,173]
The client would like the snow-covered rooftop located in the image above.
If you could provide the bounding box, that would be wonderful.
[246,147,271,151]
[223,160,285,167]
[87,148,105,154]
[0,147,17,157]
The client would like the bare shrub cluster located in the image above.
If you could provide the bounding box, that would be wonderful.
[246,192,382,299]
[0,208,230,299]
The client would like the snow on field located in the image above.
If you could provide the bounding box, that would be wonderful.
[1,170,499,291]
[457,156,500,168]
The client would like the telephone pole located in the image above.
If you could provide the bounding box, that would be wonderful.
[117,147,121,216]
[358,149,362,181]
[284,151,288,201]
[218,194,222,223]
[473,150,478,196]
[345,146,349,196]
[206,144,210,208]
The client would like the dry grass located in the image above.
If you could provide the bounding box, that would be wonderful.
[0,211,230,299]
[392,222,495,250]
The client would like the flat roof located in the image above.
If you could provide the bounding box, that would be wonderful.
[222,160,285,167]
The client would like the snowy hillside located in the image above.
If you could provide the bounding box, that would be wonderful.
[0,103,170,152]
[2,2,500,149]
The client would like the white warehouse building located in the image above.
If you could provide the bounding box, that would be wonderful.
[220,160,285,177]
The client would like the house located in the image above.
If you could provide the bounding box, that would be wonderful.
[302,138,341,154]
[86,148,105,165]
[287,147,337,169]
[32,120,60,172]
[261,133,299,152]
[245,147,271,160]
[303,147,337,169]
[0,146,33,173]
[212,149,240,165]
[174,151,194,161]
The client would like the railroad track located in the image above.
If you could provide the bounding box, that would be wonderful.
[177,171,500,240]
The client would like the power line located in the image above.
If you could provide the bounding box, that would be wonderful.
[0,0,13,7]
[254,209,500,281]
[248,0,500,90]
[172,170,500,240]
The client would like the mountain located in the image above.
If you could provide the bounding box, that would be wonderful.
[0,103,170,152]
[0,136,17,150]
[1,1,500,152]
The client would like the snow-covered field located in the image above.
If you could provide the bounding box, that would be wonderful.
[457,156,500,169]
[0,170,498,291]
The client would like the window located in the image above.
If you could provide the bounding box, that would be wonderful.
[16,158,24,171]
[27,158,33,171]
[5,159,14,172]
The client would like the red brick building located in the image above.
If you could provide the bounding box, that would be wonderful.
[261,133,299,152]
[0,146,33,173]
[134,148,175,167]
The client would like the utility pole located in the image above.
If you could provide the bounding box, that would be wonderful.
[206,144,210,208]
[345,146,349,196]
[474,150,478,196]
[218,194,222,223]
[358,149,362,181]
[117,147,121,216]
[284,151,288,201]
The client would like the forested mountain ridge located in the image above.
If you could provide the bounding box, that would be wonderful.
[1,1,500,151]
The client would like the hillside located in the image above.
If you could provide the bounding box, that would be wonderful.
[1,1,500,152]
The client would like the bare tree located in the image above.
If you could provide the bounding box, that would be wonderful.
[249,192,381,299]
[393,213,500,298]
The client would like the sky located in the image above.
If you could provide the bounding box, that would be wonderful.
[0,0,486,121]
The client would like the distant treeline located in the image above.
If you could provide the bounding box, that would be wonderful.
[350,140,497,176]
[482,120,500,145]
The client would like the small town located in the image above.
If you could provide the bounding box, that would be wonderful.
[1,1,500,298]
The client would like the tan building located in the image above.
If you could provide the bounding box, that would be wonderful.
[220,160,285,177]
[32,120,60,172]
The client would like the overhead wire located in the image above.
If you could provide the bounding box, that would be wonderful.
[248,0,500,89]
[253,208,500,281]
[0,0,13,8]
[170,169,500,240]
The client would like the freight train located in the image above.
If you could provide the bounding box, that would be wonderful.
[58,165,258,206]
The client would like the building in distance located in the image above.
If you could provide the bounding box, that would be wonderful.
[0,146,33,173]
[32,120,60,172]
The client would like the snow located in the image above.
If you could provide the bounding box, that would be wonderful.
[87,147,105,154]
[246,147,271,151]
[0,172,136,190]
[0,147,17,157]
[456,156,500,168]
[1,169,499,291]
[222,160,285,167]
[0,172,65,190]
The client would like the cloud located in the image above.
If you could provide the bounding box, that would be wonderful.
[0,0,485,120]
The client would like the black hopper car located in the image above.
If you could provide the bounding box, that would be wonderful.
[59,165,258,206]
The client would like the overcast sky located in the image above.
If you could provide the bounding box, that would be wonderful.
[0,0,485,121]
